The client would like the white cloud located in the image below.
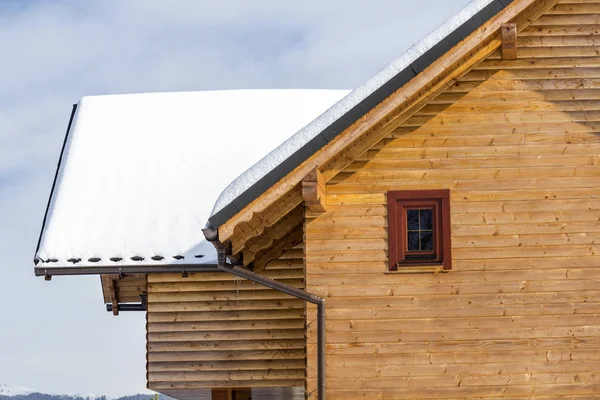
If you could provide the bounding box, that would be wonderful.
[0,0,471,395]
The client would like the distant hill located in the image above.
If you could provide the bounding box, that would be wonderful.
[0,394,174,400]
[0,396,170,400]
[6,396,173,400]
[0,384,176,400]
[0,385,174,400]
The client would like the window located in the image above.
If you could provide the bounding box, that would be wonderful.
[387,189,451,271]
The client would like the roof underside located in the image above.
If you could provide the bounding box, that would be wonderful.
[35,90,348,268]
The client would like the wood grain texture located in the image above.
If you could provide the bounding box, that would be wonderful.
[304,2,600,398]
[217,0,553,247]
[146,247,305,392]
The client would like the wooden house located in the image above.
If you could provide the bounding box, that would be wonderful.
[35,0,600,398]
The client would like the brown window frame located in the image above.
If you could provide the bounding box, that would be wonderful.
[387,189,452,271]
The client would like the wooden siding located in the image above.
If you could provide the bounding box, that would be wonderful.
[146,248,306,396]
[304,1,600,398]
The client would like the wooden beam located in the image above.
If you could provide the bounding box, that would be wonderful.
[229,185,303,255]
[242,206,304,266]
[101,275,119,316]
[302,167,327,213]
[501,23,518,60]
[252,225,303,273]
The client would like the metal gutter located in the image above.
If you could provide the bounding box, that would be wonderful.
[106,303,145,312]
[34,264,220,278]
[208,0,514,228]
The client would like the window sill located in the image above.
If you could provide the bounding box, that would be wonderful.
[385,265,446,274]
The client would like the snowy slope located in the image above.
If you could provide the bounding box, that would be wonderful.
[35,89,348,267]
[211,0,496,217]
[0,385,34,396]
[0,385,158,400]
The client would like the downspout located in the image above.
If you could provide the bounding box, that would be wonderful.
[204,229,326,400]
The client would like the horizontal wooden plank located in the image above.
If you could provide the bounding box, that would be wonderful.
[332,166,599,183]
[148,299,304,312]
[148,278,303,293]
[306,302,600,321]
[148,339,305,353]
[147,349,305,361]
[340,155,597,170]
[148,290,298,303]
[306,268,600,285]
[306,279,600,297]
[310,314,599,333]
[533,14,600,26]
[547,3,600,14]
[313,345,600,365]
[520,35,600,47]
[306,255,600,274]
[322,360,600,379]
[148,319,304,333]
[358,147,599,166]
[148,269,303,282]
[304,291,600,309]
[314,387,600,400]
[148,328,305,342]
[148,359,305,372]
[306,325,600,344]
[150,379,305,389]
[147,309,305,322]
[521,25,600,37]
[420,99,600,114]
[328,177,600,193]
[148,368,304,382]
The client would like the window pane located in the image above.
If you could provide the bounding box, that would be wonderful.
[420,209,432,230]
[420,231,433,251]
[408,232,420,250]
[407,210,419,230]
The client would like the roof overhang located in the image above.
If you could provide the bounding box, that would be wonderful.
[34,90,348,272]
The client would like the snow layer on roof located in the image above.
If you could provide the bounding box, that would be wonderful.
[211,0,494,217]
[36,90,348,267]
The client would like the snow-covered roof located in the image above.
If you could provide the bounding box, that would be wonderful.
[35,90,349,268]
[36,0,512,270]
[208,0,507,227]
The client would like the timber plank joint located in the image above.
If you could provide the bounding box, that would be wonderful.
[302,167,327,213]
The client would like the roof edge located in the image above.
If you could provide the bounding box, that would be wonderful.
[34,104,78,265]
[208,0,514,228]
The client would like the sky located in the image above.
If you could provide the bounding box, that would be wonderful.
[0,0,472,396]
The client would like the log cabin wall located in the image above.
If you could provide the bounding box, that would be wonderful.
[305,1,600,398]
[146,247,306,399]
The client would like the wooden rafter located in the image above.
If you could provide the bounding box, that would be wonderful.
[302,167,327,213]
[252,224,303,273]
[241,205,304,266]
[230,185,303,255]
[217,0,558,260]
[501,23,518,60]
[101,274,119,316]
